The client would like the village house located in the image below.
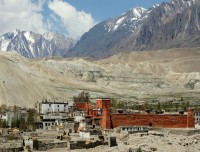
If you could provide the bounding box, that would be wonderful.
[194,111,200,124]
[37,101,69,114]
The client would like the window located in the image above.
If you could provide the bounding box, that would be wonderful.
[49,104,51,107]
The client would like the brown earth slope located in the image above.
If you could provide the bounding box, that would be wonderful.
[0,48,200,107]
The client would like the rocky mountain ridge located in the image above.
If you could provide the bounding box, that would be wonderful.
[67,0,200,59]
[0,30,76,58]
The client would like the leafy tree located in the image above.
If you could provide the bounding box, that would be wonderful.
[73,91,90,103]
[1,104,7,113]
[11,118,17,128]
[19,118,26,130]
[181,102,190,111]
[27,109,35,123]
[13,105,19,112]
[136,147,142,152]
[144,102,150,110]
[157,102,161,111]
[27,109,37,131]
[111,99,117,109]
[0,120,6,128]
[2,120,6,128]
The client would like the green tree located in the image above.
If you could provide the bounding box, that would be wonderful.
[1,104,7,113]
[11,118,17,128]
[13,105,19,112]
[2,120,6,128]
[19,118,26,130]
[73,91,90,103]
[111,99,117,109]
[27,109,37,131]
[27,109,35,123]
[180,102,189,111]
[0,120,6,128]
[137,147,142,152]
[144,102,150,110]
[157,102,161,111]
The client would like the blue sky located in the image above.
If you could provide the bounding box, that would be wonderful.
[61,0,170,21]
[0,0,170,40]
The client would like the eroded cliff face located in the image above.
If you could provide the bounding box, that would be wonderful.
[0,48,200,107]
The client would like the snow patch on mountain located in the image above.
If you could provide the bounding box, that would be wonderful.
[104,7,148,33]
[0,30,76,58]
[113,16,126,30]
[43,32,57,41]
[132,7,146,18]
[24,32,35,43]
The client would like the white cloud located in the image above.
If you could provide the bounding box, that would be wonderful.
[48,0,96,39]
[0,0,47,35]
[0,0,96,40]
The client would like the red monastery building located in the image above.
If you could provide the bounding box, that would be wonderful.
[76,98,195,129]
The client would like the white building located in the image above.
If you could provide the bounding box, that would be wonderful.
[42,115,63,130]
[194,111,200,124]
[38,102,69,114]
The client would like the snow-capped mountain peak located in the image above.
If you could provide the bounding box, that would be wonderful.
[24,31,35,43]
[13,29,20,36]
[43,32,59,41]
[131,7,147,18]
[0,30,76,58]
[104,7,149,32]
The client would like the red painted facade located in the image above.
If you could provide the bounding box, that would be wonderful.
[75,98,195,129]
[76,102,92,110]
[108,111,194,129]
[96,99,111,109]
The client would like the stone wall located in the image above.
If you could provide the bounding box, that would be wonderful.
[33,140,68,151]
[68,140,107,150]
[0,147,23,152]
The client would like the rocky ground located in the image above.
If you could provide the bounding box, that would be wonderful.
[38,130,200,152]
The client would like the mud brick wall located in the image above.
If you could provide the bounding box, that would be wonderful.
[187,109,195,128]
[101,109,195,129]
[76,103,86,110]
[101,109,111,129]
[88,109,98,117]
[96,99,111,109]
[76,102,92,110]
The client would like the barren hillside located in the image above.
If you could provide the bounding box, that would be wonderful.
[0,48,200,107]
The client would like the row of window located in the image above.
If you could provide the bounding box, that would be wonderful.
[196,118,200,121]
[121,127,144,131]
[195,113,200,116]
[46,109,67,111]
[45,122,55,126]
[48,104,67,107]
